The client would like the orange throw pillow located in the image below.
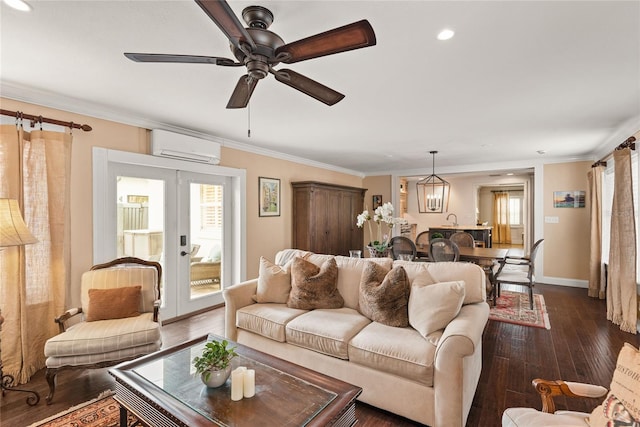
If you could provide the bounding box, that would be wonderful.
[86,285,141,321]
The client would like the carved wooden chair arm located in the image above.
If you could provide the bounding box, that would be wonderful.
[54,307,83,333]
[532,379,609,413]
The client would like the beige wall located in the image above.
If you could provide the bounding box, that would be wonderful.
[543,161,591,280]
[1,97,362,307]
[220,148,362,277]
[361,175,391,246]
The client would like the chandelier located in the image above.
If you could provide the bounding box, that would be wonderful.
[416,151,449,213]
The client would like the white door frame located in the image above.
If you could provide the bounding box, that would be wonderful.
[92,148,246,320]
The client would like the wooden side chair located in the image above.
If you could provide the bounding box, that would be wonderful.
[414,231,431,259]
[43,257,162,404]
[389,235,417,260]
[428,238,460,262]
[494,239,544,309]
[449,231,475,248]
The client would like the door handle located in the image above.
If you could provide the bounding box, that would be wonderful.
[180,251,189,256]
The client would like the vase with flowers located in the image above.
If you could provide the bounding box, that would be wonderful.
[356,202,406,257]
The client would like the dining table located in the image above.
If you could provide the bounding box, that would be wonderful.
[457,246,509,306]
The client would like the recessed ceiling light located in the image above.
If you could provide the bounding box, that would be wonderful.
[437,29,455,41]
[3,0,31,11]
[506,173,514,176]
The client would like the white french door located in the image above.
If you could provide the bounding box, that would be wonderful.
[93,148,246,320]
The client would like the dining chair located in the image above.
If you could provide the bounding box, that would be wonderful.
[389,236,417,260]
[494,239,544,309]
[449,231,475,248]
[414,231,431,259]
[429,238,460,262]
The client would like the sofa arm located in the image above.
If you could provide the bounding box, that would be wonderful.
[433,302,490,427]
[222,278,258,341]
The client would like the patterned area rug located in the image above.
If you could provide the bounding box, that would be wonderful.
[28,391,143,427]
[489,290,551,329]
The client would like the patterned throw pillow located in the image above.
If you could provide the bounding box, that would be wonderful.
[287,257,343,309]
[589,343,640,426]
[359,262,410,327]
[86,285,141,321]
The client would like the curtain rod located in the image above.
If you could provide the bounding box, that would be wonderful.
[592,135,636,168]
[0,109,92,132]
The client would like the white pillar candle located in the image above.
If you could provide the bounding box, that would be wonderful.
[231,368,244,401]
[243,369,255,398]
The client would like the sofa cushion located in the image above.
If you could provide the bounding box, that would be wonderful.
[349,322,441,386]
[359,263,410,327]
[285,308,371,359]
[236,303,307,342]
[254,256,291,303]
[86,285,141,321]
[287,257,344,309]
[409,280,466,338]
[44,312,160,357]
[398,261,485,304]
[502,408,589,427]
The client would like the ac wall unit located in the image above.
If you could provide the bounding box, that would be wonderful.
[151,129,221,164]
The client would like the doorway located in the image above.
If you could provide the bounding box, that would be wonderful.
[93,148,246,320]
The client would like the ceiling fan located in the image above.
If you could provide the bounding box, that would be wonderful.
[124,0,376,109]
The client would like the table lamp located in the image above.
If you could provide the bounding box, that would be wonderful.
[0,198,40,405]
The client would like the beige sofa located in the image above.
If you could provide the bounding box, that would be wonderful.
[223,250,489,427]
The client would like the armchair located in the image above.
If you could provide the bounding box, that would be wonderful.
[502,343,640,427]
[43,257,162,404]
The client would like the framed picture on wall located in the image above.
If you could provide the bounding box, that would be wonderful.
[372,195,382,209]
[553,190,585,208]
[259,177,280,217]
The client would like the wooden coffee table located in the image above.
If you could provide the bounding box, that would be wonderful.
[109,334,362,427]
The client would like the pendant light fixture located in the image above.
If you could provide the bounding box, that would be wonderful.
[416,151,449,213]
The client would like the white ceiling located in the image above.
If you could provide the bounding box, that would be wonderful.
[1,0,639,175]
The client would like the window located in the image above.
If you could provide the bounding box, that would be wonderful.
[509,195,523,225]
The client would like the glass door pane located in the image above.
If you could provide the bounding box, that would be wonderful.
[116,176,166,300]
[188,182,223,300]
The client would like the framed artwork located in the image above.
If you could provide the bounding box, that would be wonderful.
[372,194,382,209]
[259,177,280,217]
[553,190,585,208]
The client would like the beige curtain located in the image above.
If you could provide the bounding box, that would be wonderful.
[0,124,71,383]
[607,147,637,334]
[588,165,605,299]
[493,192,512,244]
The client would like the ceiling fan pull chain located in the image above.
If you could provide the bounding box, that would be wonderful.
[247,102,251,138]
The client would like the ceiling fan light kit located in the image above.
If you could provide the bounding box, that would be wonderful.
[124,0,376,109]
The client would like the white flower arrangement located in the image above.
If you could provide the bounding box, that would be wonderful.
[356,202,406,251]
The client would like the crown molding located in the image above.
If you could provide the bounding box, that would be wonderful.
[0,81,365,178]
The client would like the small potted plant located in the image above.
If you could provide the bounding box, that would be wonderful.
[193,339,238,388]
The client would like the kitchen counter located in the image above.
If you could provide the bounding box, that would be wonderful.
[428,225,493,247]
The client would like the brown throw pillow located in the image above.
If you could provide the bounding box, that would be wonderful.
[287,257,343,309]
[86,285,141,321]
[589,343,640,426]
[359,263,410,327]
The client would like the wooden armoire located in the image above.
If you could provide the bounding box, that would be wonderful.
[291,181,366,256]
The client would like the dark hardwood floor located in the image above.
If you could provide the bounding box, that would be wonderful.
[1,284,638,427]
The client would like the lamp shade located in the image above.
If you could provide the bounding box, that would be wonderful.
[0,198,37,247]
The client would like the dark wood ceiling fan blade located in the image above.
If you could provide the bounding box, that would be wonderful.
[194,0,256,51]
[124,53,240,66]
[275,20,376,64]
[227,75,258,109]
[273,69,345,106]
